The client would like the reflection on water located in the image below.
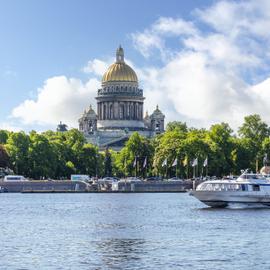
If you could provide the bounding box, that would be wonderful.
[96,238,145,269]
[0,193,270,269]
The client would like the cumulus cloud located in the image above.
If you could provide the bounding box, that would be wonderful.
[12,76,99,127]
[130,0,270,129]
[10,0,270,131]
[82,58,110,76]
[0,122,24,132]
[130,17,198,60]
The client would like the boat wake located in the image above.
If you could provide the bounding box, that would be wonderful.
[227,202,270,209]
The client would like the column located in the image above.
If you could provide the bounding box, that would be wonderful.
[127,102,130,119]
[98,103,100,120]
[125,101,128,120]
[106,102,109,119]
[114,102,118,119]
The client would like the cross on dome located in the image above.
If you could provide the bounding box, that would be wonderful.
[116,45,124,63]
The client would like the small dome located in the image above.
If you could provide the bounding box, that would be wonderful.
[80,105,97,119]
[102,46,138,84]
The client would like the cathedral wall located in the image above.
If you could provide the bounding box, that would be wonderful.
[97,119,144,129]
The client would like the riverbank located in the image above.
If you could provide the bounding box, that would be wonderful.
[0,179,195,193]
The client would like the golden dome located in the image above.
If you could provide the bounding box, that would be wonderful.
[102,46,138,84]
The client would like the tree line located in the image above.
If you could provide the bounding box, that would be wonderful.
[0,114,270,179]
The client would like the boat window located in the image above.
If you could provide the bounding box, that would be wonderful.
[197,183,243,191]
[241,184,247,191]
[252,185,260,191]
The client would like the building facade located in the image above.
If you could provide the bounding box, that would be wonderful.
[79,46,165,150]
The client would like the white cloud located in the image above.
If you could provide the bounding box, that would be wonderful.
[0,122,24,132]
[130,17,198,60]
[195,0,270,38]
[12,76,99,127]
[131,31,164,58]
[9,0,270,131]
[130,0,270,129]
[152,17,198,36]
[82,58,109,76]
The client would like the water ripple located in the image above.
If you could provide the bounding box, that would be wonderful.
[0,193,270,269]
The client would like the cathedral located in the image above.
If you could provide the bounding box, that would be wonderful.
[78,46,165,150]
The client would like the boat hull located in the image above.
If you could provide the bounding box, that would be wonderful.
[190,190,270,208]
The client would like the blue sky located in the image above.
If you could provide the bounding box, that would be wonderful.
[2,0,270,131]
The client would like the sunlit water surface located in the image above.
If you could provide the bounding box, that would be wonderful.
[0,193,269,269]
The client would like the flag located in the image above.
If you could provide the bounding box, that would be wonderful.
[203,157,208,167]
[172,158,177,167]
[143,157,147,168]
[263,154,268,165]
[183,156,188,166]
[133,157,137,168]
[192,158,198,167]
[162,158,167,167]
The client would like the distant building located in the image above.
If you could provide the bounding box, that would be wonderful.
[79,46,165,150]
[57,121,68,132]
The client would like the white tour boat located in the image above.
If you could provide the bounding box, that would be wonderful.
[190,172,270,208]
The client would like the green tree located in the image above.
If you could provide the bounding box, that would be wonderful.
[166,121,188,133]
[231,138,254,173]
[0,130,9,144]
[115,132,154,177]
[0,144,10,168]
[238,114,270,166]
[28,131,57,179]
[206,123,234,176]
[153,129,187,178]
[104,147,112,177]
[181,130,210,178]
[6,132,30,175]
[78,143,99,176]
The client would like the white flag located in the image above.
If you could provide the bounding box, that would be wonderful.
[203,158,208,167]
[192,158,198,167]
[172,158,177,167]
[162,158,167,167]
[143,157,147,168]
[133,157,137,168]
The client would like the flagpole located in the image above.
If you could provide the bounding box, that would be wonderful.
[137,158,139,178]
[135,156,137,177]
[176,159,177,178]
[187,159,189,180]
[166,162,168,179]
[124,157,127,178]
[146,157,147,179]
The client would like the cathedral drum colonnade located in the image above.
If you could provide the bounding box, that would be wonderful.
[96,46,144,129]
[78,46,165,150]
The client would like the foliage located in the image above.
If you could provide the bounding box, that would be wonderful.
[0,144,10,168]
[104,148,112,177]
[166,121,188,133]
[0,130,9,144]
[114,132,154,177]
[238,114,270,162]
[28,131,57,179]
[6,131,30,175]
[1,114,270,178]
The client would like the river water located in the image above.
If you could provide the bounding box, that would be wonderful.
[0,193,269,269]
